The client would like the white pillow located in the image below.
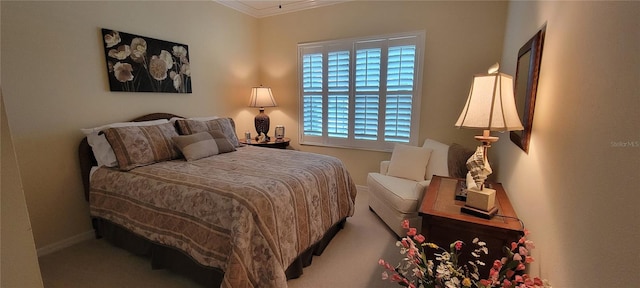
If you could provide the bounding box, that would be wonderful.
[81,119,169,167]
[422,138,450,180]
[387,144,433,182]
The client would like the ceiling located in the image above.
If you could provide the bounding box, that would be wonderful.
[215,0,350,18]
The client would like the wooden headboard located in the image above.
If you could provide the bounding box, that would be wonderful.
[78,113,183,201]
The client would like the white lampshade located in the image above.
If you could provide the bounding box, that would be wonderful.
[248,86,277,108]
[455,65,524,131]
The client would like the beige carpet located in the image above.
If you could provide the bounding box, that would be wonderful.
[38,187,405,288]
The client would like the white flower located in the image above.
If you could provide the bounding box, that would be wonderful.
[149,55,167,80]
[172,45,188,58]
[113,62,133,82]
[180,63,191,76]
[159,50,173,71]
[104,30,121,48]
[108,45,131,60]
[130,38,147,63]
[170,71,182,90]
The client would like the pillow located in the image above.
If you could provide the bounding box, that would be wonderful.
[447,143,475,178]
[172,131,236,161]
[103,122,181,171]
[81,119,170,167]
[422,138,450,180]
[176,118,240,147]
[387,144,433,182]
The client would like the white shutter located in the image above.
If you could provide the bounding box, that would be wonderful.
[327,51,350,138]
[354,48,381,140]
[385,45,416,142]
[298,31,424,151]
[302,52,323,136]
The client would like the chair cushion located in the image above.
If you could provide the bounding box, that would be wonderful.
[387,144,433,181]
[367,173,430,213]
[422,138,450,180]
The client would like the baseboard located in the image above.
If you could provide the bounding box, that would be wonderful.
[356,184,368,193]
[37,230,95,257]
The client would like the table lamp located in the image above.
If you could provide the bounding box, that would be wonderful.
[248,85,277,140]
[455,63,523,211]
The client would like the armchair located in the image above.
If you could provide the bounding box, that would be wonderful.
[367,139,474,237]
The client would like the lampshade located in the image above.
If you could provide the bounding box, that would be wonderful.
[455,64,523,132]
[248,86,277,108]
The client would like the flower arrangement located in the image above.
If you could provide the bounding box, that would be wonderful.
[378,220,547,288]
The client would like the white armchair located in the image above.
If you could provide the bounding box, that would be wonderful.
[367,139,473,237]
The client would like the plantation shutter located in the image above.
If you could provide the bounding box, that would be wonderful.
[327,51,350,138]
[385,45,416,142]
[302,51,323,136]
[298,31,424,151]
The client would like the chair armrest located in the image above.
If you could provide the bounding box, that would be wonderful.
[380,160,390,174]
[414,179,432,203]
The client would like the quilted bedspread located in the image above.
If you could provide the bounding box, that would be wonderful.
[90,146,357,287]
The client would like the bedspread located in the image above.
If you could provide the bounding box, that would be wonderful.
[90,146,357,287]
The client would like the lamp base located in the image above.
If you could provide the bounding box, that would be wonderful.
[465,186,496,211]
[254,108,270,137]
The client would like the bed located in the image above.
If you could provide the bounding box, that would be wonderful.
[78,113,357,287]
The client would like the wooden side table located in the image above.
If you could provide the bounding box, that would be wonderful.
[239,137,290,149]
[418,176,523,276]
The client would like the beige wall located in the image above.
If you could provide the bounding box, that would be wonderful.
[495,1,640,287]
[1,94,44,288]
[1,1,258,249]
[257,1,509,184]
[1,0,44,283]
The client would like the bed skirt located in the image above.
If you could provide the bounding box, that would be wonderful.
[92,217,347,287]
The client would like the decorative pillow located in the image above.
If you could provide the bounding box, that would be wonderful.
[447,143,475,178]
[387,144,433,182]
[103,122,181,171]
[80,119,169,167]
[172,131,235,161]
[175,118,240,147]
[207,130,237,154]
[423,138,450,180]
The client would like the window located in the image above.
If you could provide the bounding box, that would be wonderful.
[298,31,424,151]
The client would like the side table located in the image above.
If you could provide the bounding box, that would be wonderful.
[418,176,523,276]
[239,137,290,149]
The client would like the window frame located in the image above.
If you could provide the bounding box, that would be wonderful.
[298,31,425,152]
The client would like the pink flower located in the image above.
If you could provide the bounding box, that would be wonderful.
[414,234,425,243]
[407,228,417,236]
[511,242,518,251]
[479,279,492,286]
[492,259,502,270]
[503,279,512,288]
[381,271,388,280]
[533,277,544,286]
[519,246,529,256]
[455,241,463,251]
[516,263,526,271]
[391,273,403,282]
[525,256,535,263]
[402,219,410,229]
[506,270,515,279]
[513,253,522,261]
[515,275,524,283]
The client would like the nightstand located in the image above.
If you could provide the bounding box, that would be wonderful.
[239,137,290,149]
[418,176,523,276]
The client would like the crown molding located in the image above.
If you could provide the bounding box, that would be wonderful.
[215,0,350,18]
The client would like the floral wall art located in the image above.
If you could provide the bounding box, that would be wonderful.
[101,28,192,93]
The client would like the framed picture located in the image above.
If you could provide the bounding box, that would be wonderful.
[101,28,192,93]
[510,25,545,153]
